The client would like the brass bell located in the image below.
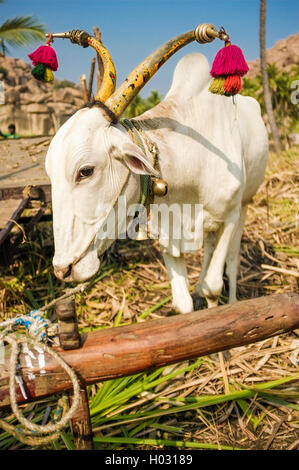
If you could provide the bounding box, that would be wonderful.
[136,227,148,241]
[152,178,168,197]
[135,219,148,240]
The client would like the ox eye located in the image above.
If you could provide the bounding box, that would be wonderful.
[76,166,94,182]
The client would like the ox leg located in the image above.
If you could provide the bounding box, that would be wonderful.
[192,232,216,310]
[193,232,216,298]
[162,252,193,314]
[201,209,240,308]
[225,205,248,304]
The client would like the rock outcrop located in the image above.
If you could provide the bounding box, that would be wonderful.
[0,56,84,136]
[247,33,299,78]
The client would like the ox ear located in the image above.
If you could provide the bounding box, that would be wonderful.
[121,141,159,176]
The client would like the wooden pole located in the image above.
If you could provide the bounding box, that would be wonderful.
[56,297,81,350]
[87,57,96,102]
[0,184,51,203]
[69,388,93,450]
[80,74,88,104]
[0,196,30,246]
[260,0,282,152]
[0,185,49,250]
[0,293,298,409]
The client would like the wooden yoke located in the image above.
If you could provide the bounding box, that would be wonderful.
[0,293,298,410]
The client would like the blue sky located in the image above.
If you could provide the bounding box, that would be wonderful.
[2,0,299,97]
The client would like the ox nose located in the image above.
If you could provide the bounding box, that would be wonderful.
[54,264,73,280]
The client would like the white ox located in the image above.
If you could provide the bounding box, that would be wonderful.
[46,51,268,313]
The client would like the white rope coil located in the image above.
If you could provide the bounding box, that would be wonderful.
[0,312,81,446]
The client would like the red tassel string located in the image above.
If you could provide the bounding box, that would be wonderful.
[224,74,242,96]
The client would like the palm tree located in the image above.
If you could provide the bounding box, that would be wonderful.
[0,0,45,57]
[147,90,162,108]
[242,63,299,136]
[124,91,162,118]
[260,0,282,151]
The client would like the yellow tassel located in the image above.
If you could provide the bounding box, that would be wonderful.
[44,67,54,82]
[209,76,226,95]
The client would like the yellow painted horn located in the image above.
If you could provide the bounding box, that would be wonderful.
[105,23,219,117]
[46,30,116,102]
[87,36,116,102]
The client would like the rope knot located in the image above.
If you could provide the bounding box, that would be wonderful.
[15,310,50,342]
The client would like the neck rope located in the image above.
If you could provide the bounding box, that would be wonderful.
[121,118,158,208]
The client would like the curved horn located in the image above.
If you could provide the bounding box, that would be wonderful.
[46,30,116,102]
[105,23,219,117]
[87,36,116,102]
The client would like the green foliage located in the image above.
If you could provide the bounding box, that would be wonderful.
[124,90,162,119]
[0,0,45,57]
[91,371,299,450]
[241,62,299,136]
[53,80,77,90]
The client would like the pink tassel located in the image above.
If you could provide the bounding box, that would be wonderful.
[28,44,58,71]
[210,43,248,78]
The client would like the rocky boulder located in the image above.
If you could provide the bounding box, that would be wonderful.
[0,56,84,136]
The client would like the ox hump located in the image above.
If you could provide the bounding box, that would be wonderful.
[166,52,211,101]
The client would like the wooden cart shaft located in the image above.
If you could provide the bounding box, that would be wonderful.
[1,292,298,410]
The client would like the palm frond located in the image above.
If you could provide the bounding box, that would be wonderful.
[0,16,45,48]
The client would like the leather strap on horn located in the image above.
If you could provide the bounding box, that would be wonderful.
[106,23,219,117]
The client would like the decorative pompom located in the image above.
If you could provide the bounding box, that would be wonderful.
[31,63,46,81]
[209,76,226,95]
[44,67,54,82]
[28,44,58,71]
[224,74,242,96]
[29,37,58,83]
[210,43,249,78]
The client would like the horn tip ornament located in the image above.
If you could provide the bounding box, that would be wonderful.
[44,30,117,103]
[41,22,247,113]
[45,30,89,47]
[195,23,219,44]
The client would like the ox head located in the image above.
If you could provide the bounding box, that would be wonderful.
[45,25,219,282]
[46,104,158,282]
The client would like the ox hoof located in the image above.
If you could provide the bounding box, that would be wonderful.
[172,302,194,315]
[54,264,73,281]
[191,292,207,311]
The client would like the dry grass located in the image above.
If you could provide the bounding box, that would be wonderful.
[0,147,298,450]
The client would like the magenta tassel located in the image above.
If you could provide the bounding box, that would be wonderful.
[28,44,58,71]
[210,44,249,78]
